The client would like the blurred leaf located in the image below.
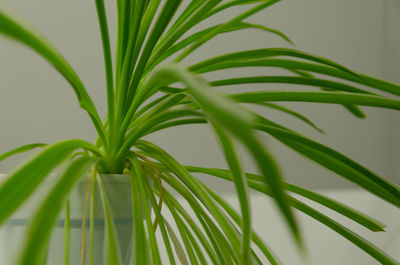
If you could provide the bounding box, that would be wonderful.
[211,122,252,264]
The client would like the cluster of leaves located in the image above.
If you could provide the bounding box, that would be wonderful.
[0,0,400,264]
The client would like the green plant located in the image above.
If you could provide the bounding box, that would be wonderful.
[0,0,399,264]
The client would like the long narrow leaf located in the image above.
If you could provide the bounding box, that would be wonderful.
[94,0,114,134]
[211,76,372,94]
[211,122,252,264]
[129,156,149,265]
[0,143,46,162]
[253,102,324,133]
[231,91,400,110]
[207,0,271,19]
[289,68,366,118]
[189,48,359,77]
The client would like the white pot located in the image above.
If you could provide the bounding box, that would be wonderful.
[0,174,137,265]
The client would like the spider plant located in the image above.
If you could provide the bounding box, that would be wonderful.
[0,0,399,264]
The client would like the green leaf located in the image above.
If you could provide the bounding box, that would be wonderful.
[0,10,107,147]
[0,143,46,162]
[114,0,146,120]
[0,139,99,225]
[94,0,115,136]
[231,91,400,110]
[115,0,134,81]
[97,174,123,265]
[207,0,279,19]
[189,48,359,77]
[288,68,366,119]
[145,118,207,135]
[129,156,149,265]
[253,102,324,133]
[16,156,96,265]
[210,123,252,264]
[211,76,372,95]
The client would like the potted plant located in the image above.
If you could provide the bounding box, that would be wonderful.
[0,0,399,264]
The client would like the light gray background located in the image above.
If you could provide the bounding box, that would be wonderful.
[0,0,399,190]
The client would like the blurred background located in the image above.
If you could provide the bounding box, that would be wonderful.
[0,0,399,264]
